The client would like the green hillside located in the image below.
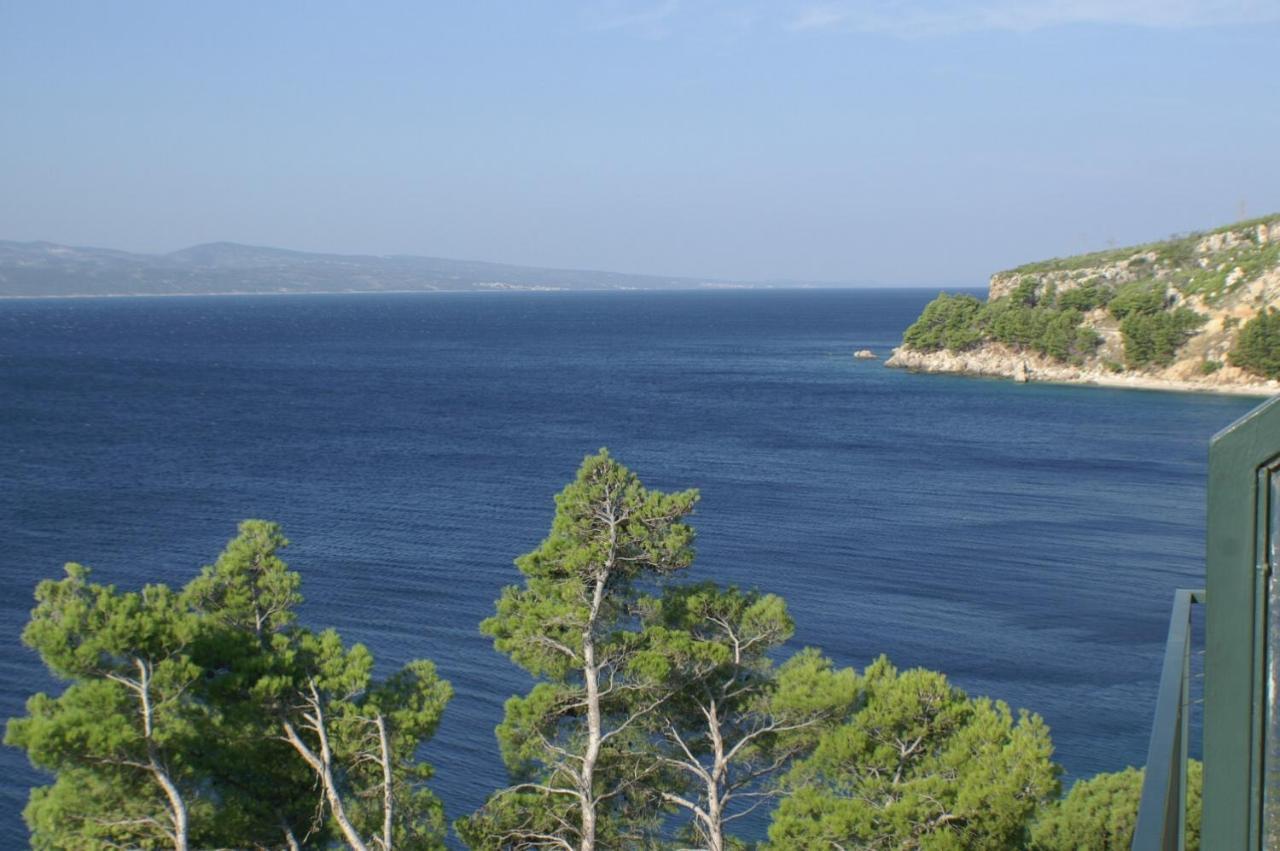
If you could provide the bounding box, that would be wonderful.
[899,214,1280,379]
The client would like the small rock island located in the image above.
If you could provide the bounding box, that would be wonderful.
[887,214,1280,395]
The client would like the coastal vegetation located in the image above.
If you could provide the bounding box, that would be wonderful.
[901,289,1102,365]
[1230,308,1280,379]
[8,453,1191,849]
[901,282,1209,371]
[1102,282,1207,368]
[767,657,1057,850]
[1030,762,1202,851]
[1006,215,1280,305]
[6,520,452,851]
[893,213,1280,387]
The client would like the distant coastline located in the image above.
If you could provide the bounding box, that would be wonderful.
[0,239,858,298]
[0,284,831,301]
[0,288,583,300]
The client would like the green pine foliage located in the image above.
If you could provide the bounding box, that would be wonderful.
[1056,279,1111,311]
[1030,762,1202,850]
[983,301,1095,361]
[901,293,986,352]
[8,463,1213,850]
[642,586,860,851]
[1007,213,1280,292]
[458,449,700,851]
[1107,281,1168,320]
[7,520,452,851]
[766,656,1059,851]
[181,521,336,849]
[898,215,1280,372]
[6,566,211,850]
[900,289,1100,363]
[1099,282,1205,369]
[1118,308,1206,368]
[1229,308,1280,379]
[902,277,1210,370]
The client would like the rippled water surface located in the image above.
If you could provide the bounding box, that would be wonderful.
[0,289,1258,846]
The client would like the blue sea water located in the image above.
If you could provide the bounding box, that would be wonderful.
[0,289,1259,847]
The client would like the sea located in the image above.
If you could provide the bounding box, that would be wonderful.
[0,288,1260,847]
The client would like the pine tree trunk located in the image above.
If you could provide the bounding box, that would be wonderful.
[376,713,394,851]
[579,599,603,851]
[705,796,725,851]
[281,683,372,851]
[578,555,612,851]
[134,658,189,851]
[705,701,725,851]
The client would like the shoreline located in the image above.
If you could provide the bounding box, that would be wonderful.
[0,288,581,300]
[0,285,931,301]
[0,285,837,301]
[885,346,1279,398]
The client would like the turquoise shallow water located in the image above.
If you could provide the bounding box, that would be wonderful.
[0,289,1258,845]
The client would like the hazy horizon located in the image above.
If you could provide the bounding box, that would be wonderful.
[0,236,884,287]
[3,1,1278,286]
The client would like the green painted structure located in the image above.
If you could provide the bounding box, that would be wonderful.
[1137,396,1280,849]
[1203,395,1280,849]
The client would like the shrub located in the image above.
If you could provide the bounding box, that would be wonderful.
[770,657,1058,851]
[1229,308,1280,379]
[984,300,1044,348]
[1234,242,1280,286]
[1011,277,1041,306]
[1030,762,1201,851]
[901,293,985,352]
[1109,282,1167,320]
[1057,281,1110,312]
[904,290,1103,365]
[982,301,1095,362]
[1075,326,1102,355]
[1120,308,1205,368]
[1041,309,1083,361]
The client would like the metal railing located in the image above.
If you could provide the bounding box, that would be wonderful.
[1133,588,1204,851]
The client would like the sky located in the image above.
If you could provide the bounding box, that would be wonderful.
[2,1,1278,285]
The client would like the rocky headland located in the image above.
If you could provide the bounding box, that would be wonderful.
[886,215,1280,396]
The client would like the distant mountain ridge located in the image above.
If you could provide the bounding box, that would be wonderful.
[0,240,749,296]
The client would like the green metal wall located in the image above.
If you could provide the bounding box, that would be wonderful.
[1203,395,1280,849]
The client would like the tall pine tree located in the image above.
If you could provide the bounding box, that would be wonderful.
[460,450,698,851]
[6,565,207,850]
[641,585,859,851]
[8,520,453,851]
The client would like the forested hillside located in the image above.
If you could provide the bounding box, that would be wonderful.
[888,214,1280,393]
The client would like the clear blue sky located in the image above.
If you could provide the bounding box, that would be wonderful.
[2,1,1278,285]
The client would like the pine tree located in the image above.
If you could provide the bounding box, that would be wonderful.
[767,656,1059,850]
[642,584,859,851]
[1030,762,1202,851]
[1230,308,1280,379]
[192,521,454,851]
[459,450,698,851]
[6,565,207,850]
[183,520,322,850]
[8,520,453,851]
